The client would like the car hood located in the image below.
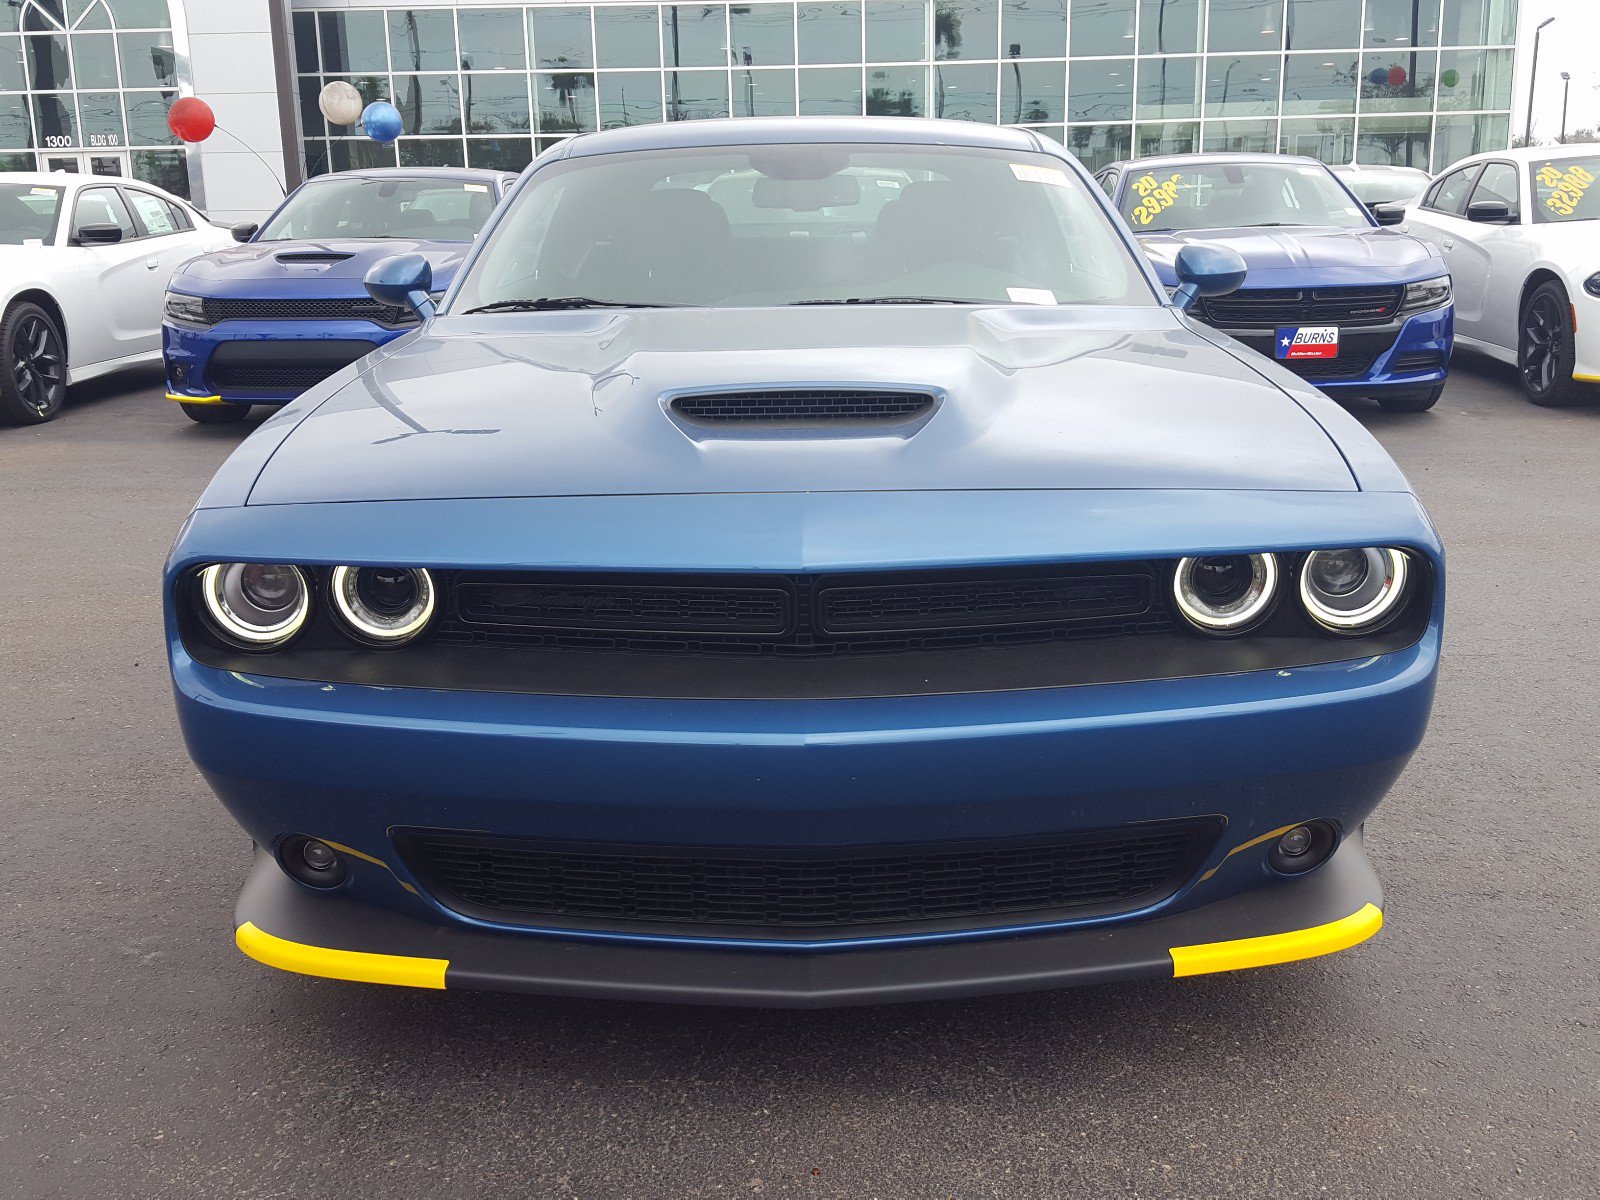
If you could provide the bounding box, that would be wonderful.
[1138,226,1444,289]
[169,237,472,298]
[242,306,1361,505]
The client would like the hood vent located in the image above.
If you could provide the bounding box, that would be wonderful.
[670,388,936,428]
[274,251,356,265]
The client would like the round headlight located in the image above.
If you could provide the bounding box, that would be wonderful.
[329,566,436,645]
[1172,553,1279,634]
[1299,548,1410,633]
[199,563,311,649]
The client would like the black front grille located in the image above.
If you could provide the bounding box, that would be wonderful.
[208,339,377,393]
[1232,330,1399,382]
[202,296,416,327]
[437,566,1174,657]
[399,822,1219,937]
[1199,286,1405,329]
[671,389,934,425]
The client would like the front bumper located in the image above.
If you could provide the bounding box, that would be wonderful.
[1226,305,1454,396]
[235,831,1384,1007]
[163,318,407,407]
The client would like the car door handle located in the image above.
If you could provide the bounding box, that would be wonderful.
[1441,238,1455,250]
[145,258,161,270]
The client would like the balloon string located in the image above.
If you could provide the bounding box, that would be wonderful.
[205,124,291,199]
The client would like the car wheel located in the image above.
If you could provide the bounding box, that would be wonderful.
[1376,384,1445,413]
[181,402,250,425]
[1518,280,1584,408]
[0,301,68,426]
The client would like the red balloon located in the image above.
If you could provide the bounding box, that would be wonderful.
[1387,66,1408,87]
[168,96,216,143]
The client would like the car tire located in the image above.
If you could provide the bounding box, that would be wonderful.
[0,301,68,426]
[1376,384,1445,413]
[181,402,250,424]
[1518,280,1585,408]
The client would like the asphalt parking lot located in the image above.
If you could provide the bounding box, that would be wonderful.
[2,360,1596,1199]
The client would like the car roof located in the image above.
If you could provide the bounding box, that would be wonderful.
[1103,152,1327,173]
[303,166,513,185]
[1331,163,1430,175]
[557,116,1047,159]
[1437,145,1597,170]
[0,170,196,203]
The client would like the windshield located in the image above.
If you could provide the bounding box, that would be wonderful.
[1533,158,1600,224]
[0,184,64,245]
[258,176,498,242]
[450,143,1153,311]
[1121,162,1372,232]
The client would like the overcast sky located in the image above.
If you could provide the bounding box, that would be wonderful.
[1513,0,1600,141]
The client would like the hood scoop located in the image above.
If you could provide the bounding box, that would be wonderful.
[668,387,937,436]
[275,250,356,265]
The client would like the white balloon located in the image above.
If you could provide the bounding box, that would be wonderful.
[318,81,364,127]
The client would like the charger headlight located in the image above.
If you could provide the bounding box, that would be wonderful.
[329,566,436,646]
[1400,275,1451,313]
[164,291,211,327]
[1299,548,1410,633]
[1172,553,1279,634]
[198,563,311,649]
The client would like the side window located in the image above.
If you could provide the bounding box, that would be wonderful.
[166,199,194,231]
[72,186,138,241]
[1424,166,1480,216]
[126,189,178,236]
[1470,163,1520,221]
[1097,170,1119,198]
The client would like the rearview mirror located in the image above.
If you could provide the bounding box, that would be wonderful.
[74,223,124,245]
[231,221,259,244]
[752,174,860,212]
[365,253,436,321]
[1171,244,1247,312]
[1370,202,1408,226]
[1466,199,1513,225]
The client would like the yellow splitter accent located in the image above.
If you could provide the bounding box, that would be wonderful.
[1169,903,1383,978]
[166,392,225,405]
[236,921,447,990]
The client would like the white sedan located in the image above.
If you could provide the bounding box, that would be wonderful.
[1401,146,1600,407]
[1,172,233,425]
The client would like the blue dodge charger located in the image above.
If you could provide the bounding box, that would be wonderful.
[162,167,515,424]
[165,119,1443,1007]
[1098,153,1454,412]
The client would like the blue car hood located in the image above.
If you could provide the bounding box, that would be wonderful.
[233,306,1372,506]
[1138,226,1444,289]
[169,237,472,299]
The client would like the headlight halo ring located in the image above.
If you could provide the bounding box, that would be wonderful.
[328,565,437,646]
[1299,547,1411,633]
[198,562,312,650]
[1171,552,1280,635]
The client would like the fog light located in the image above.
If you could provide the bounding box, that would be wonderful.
[279,834,349,889]
[1267,821,1338,875]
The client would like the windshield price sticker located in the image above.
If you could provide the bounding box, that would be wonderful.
[1277,326,1340,361]
[1130,173,1184,226]
[1536,162,1596,217]
[1010,164,1070,187]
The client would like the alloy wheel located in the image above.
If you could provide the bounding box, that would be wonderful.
[1520,293,1564,397]
[8,313,65,418]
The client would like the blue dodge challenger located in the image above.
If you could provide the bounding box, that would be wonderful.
[166,119,1443,1007]
[162,167,515,424]
[1097,153,1454,413]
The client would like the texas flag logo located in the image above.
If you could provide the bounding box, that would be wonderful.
[1276,326,1340,360]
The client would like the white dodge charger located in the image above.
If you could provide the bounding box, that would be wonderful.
[1402,147,1600,408]
[0,172,232,426]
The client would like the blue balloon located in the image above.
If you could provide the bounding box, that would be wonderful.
[361,100,403,145]
[1369,67,1390,87]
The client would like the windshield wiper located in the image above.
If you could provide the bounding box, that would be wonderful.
[791,296,984,306]
[461,297,673,314]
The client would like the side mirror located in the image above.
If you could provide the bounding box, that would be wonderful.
[231,221,259,244]
[1466,199,1513,225]
[74,223,124,245]
[365,253,436,321]
[1170,244,1247,312]
[1370,202,1408,226]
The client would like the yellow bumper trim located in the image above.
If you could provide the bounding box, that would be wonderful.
[1169,903,1383,978]
[166,392,224,405]
[235,921,448,990]
[1573,373,1600,384]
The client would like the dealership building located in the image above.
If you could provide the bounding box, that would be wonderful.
[2,0,1520,222]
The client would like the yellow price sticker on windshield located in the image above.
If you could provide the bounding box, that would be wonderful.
[1536,162,1595,217]
[1130,173,1184,226]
